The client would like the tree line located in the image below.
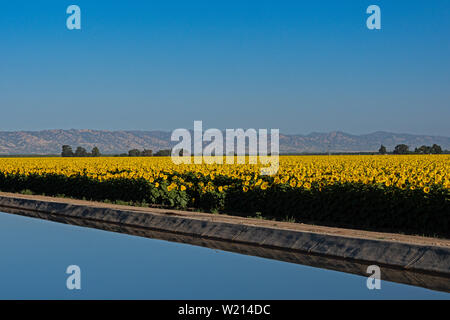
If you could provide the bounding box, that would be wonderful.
[378,144,444,155]
[61,145,101,157]
[116,149,171,157]
[61,144,446,157]
[61,145,171,157]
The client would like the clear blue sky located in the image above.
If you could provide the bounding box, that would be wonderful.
[1,0,449,135]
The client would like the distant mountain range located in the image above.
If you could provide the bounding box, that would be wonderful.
[0,129,449,155]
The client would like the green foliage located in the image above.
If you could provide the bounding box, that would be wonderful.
[415,144,442,154]
[154,149,171,156]
[393,144,409,154]
[128,149,141,157]
[126,149,153,157]
[0,172,447,237]
[378,145,387,154]
[62,145,102,157]
[431,144,443,154]
[74,147,88,157]
[61,145,74,157]
[91,146,101,157]
[142,149,153,156]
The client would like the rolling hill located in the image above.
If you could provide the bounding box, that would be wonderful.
[0,129,448,155]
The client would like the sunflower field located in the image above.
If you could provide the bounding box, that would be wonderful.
[0,155,448,236]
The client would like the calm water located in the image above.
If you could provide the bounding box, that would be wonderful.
[0,211,448,300]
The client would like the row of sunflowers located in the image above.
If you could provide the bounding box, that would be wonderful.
[0,155,448,236]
